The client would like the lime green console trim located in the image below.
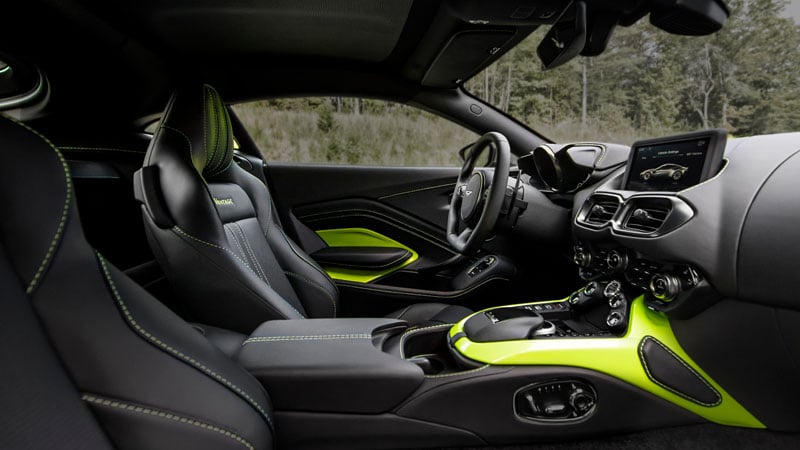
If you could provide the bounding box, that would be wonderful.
[315,228,418,283]
[450,297,764,428]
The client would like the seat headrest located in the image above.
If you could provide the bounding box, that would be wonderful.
[155,84,234,178]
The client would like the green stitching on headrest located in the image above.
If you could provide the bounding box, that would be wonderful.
[202,85,233,177]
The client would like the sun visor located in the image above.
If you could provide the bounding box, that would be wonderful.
[422,30,516,87]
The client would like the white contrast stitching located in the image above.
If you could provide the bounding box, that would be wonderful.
[638,336,721,407]
[233,223,270,285]
[173,226,253,273]
[95,252,274,428]
[82,394,254,450]
[176,226,303,319]
[161,125,193,157]
[283,271,337,318]
[424,365,490,379]
[224,225,253,271]
[2,116,72,295]
[242,334,371,345]
[398,323,453,359]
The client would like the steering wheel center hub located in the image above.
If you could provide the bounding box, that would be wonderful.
[460,172,485,223]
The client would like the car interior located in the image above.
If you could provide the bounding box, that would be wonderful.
[2,0,800,449]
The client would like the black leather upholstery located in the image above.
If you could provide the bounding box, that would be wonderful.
[310,246,412,271]
[239,318,423,413]
[0,115,273,450]
[139,85,471,332]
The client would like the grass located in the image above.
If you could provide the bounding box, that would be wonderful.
[233,99,685,166]
[233,101,477,166]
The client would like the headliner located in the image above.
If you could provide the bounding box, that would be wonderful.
[0,0,648,123]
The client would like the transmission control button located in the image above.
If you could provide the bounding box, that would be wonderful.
[606,311,623,327]
[603,280,622,298]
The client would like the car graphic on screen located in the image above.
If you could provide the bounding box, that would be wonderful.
[640,163,689,181]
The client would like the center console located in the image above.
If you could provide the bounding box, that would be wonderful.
[235,131,769,449]
[237,280,759,449]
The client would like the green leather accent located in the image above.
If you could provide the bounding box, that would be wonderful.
[449,296,764,428]
[315,228,418,283]
[202,85,233,177]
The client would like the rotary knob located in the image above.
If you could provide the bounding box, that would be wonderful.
[573,246,592,268]
[649,273,681,302]
[605,250,628,273]
[569,387,596,413]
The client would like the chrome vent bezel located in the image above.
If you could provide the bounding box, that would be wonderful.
[575,194,623,229]
[576,193,695,238]
[621,203,672,233]
[612,195,695,237]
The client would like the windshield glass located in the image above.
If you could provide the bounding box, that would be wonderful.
[466,0,800,144]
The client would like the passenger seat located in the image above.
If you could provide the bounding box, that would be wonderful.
[135,84,472,333]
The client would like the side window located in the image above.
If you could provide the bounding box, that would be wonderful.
[232,98,477,166]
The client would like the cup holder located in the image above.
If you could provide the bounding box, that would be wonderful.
[406,354,447,375]
[400,326,472,375]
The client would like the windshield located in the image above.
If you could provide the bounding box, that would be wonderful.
[466,0,800,144]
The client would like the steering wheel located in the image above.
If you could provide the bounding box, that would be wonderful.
[447,132,511,254]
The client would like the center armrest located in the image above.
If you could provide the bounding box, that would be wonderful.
[237,318,424,413]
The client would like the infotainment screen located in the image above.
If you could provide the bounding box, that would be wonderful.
[623,129,727,192]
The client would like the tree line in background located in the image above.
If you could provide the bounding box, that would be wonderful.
[466,0,800,143]
[236,0,800,166]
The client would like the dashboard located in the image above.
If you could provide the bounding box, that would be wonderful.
[522,130,800,318]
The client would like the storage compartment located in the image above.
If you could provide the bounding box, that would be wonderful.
[238,318,424,413]
[391,324,476,375]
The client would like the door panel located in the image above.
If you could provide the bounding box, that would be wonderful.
[264,163,518,315]
[266,163,461,267]
[266,163,459,229]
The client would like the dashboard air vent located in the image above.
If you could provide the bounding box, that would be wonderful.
[623,204,672,233]
[584,198,621,226]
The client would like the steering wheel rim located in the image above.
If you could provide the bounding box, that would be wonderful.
[447,131,511,254]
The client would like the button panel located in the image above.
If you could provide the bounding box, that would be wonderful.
[515,380,597,422]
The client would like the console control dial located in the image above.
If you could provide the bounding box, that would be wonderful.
[605,250,629,273]
[569,387,596,413]
[650,273,681,302]
[573,245,592,268]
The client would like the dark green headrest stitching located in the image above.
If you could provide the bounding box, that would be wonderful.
[201,85,233,177]
[154,84,235,180]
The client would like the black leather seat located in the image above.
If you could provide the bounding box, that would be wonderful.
[137,85,471,333]
[0,115,273,449]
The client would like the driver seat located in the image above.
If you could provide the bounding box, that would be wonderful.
[137,85,472,333]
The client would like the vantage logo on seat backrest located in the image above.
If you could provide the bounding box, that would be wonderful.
[213,197,234,206]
